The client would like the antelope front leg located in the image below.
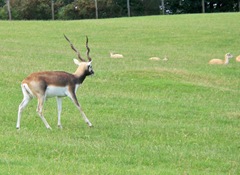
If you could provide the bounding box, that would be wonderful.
[56,97,63,129]
[75,103,93,127]
[78,108,93,127]
[68,93,93,127]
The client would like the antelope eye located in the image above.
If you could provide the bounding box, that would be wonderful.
[88,65,93,71]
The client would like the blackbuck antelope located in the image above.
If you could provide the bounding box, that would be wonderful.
[149,57,160,61]
[17,35,94,130]
[208,53,233,65]
[236,55,240,62]
[110,52,124,59]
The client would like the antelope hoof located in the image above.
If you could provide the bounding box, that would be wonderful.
[87,122,93,128]
[58,125,63,129]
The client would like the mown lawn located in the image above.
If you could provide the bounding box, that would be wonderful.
[0,13,240,174]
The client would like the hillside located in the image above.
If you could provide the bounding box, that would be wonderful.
[0,13,239,174]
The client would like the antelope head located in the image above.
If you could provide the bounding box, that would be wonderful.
[64,34,94,76]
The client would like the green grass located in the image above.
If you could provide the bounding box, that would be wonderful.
[0,13,240,174]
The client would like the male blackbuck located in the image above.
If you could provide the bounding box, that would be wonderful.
[17,35,94,130]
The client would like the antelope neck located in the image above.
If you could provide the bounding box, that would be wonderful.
[73,73,86,85]
[224,57,229,64]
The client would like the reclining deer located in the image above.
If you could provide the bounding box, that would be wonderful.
[17,35,94,130]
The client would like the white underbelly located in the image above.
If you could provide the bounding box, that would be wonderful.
[46,86,68,98]
[45,84,81,98]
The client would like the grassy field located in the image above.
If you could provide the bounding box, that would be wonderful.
[0,13,240,174]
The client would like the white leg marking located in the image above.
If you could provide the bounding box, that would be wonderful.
[56,97,62,129]
[16,84,32,129]
[17,97,31,129]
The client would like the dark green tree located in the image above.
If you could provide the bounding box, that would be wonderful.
[143,0,160,15]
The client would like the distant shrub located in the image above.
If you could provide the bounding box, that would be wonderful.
[0,6,7,20]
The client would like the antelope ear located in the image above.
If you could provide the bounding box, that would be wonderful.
[87,61,92,65]
[73,59,81,66]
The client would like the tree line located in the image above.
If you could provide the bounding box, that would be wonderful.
[0,0,239,20]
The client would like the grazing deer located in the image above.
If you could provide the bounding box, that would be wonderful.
[17,35,94,130]
[208,53,233,65]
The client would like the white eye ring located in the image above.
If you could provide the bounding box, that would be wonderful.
[88,65,93,72]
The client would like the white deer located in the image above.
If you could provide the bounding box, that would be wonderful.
[110,52,124,59]
[208,53,233,65]
[236,55,240,62]
[17,35,94,130]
